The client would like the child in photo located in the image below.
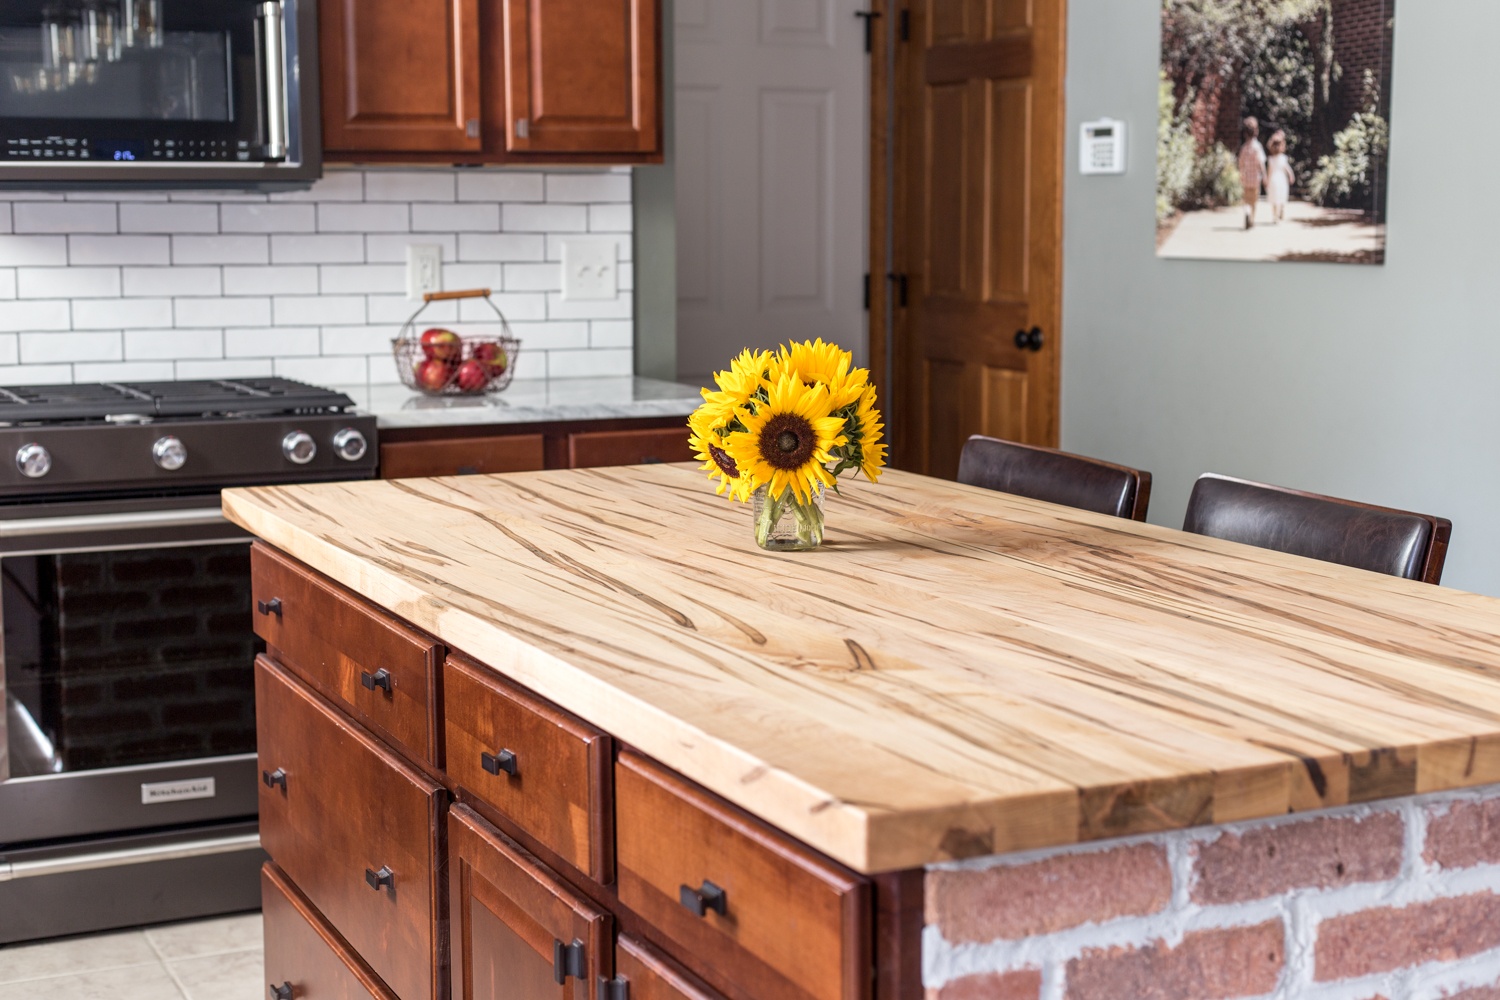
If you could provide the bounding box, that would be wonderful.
[1266,130,1295,224]
[1237,116,1266,229]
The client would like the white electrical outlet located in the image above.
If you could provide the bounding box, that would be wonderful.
[561,239,617,301]
[407,244,442,301]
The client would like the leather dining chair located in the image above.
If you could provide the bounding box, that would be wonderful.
[1182,473,1452,584]
[956,436,1153,521]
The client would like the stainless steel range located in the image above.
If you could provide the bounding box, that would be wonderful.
[0,378,376,943]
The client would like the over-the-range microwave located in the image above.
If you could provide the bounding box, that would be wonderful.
[0,0,320,190]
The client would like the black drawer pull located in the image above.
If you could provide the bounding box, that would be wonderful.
[361,668,394,693]
[597,976,628,1000]
[257,598,283,618]
[679,879,726,917]
[365,865,395,891]
[552,937,586,984]
[270,984,294,1000]
[262,768,287,791]
[480,749,518,777]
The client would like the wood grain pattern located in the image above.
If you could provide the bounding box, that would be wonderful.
[225,465,1500,873]
[381,435,547,480]
[262,862,401,1000]
[616,933,729,1000]
[568,428,694,469]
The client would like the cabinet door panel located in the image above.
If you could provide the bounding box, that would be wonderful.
[450,804,611,1000]
[567,428,693,469]
[262,862,399,1000]
[616,934,727,1000]
[502,0,660,154]
[321,0,482,153]
[381,435,546,479]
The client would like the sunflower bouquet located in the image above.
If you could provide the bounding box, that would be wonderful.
[688,340,885,551]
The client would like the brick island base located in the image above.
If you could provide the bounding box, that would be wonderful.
[924,785,1500,1000]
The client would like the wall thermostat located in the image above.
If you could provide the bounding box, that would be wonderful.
[1079,118,1126,175]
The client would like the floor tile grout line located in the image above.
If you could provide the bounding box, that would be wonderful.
[0,958,165,987]
[144,929,194,1000]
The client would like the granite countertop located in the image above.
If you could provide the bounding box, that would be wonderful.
[332,377,702,430]
[224,466,1500,874]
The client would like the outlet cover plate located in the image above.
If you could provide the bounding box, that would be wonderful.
[561,239,618,301]
[407,244,442,301]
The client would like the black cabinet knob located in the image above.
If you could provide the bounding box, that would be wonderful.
[553,938,586,984]
[257,598,283,618]
[1014,326,1044,352]
[480,749,518,777]
[365,866,395,891]
[270,984,294,1000]
[361,668,394,693]
[678,879,727,918]
[597,976,629,1000]
[262,768,287,791]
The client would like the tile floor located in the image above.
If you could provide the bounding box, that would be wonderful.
[0,912,263,1000]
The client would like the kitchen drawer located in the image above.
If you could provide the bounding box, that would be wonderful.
[257,657,446,1000]
[445,653,612,883]
[381,435,546,479]
[615,752,870,1000]
[252,542,442,767]
[567,428,694,469]
[449,803,611,1000]
[262,861,400,1000]
[612,934,727,1000]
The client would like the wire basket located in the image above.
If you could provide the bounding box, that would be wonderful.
[392,289,521,396]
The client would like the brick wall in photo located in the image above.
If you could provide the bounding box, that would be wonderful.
[925,785,1500,1000]
[0,167,634,386]
[1332,0,1396,121]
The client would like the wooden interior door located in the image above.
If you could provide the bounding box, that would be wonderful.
[502,0,660,154]
[320,0,483,153]
[890,0,1066,477]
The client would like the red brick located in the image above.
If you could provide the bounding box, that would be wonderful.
[926,971,1041,1000]
[1065,921,1284,1000]
[1191,813,1403,904]
[1314,893,1500,980]
[1426,799,1500,870]
[927,844,1171,943]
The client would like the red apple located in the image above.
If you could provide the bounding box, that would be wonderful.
[414,359,453,392]
[472,341,508,376]
[420,328,461,362]
[455,359,490,392]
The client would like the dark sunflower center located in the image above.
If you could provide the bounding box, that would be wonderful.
[708,443,739,479]
[759,413,817,471]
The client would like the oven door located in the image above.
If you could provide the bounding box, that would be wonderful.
[0,496,260,845]
[0,0,319,187]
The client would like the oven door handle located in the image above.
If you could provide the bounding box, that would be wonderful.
[0,507,228,538]
[0,832,261,882]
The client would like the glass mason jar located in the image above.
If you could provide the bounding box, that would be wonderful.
[752,484,825,551]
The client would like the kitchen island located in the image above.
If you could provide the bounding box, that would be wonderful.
[225,466,1500,1000]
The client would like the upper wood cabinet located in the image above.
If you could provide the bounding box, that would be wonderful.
[319,0,483,153]
[320,0,661,162]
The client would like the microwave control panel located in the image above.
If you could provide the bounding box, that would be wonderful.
[4,136,255,162]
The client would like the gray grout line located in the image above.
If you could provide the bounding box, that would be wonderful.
[0,959,164,988]
[143,930,194,1000]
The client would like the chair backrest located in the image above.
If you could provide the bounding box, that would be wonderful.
[956,436,1153,521]
[1182,473,1452,584]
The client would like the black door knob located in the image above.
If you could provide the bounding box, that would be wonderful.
[360,668,393,693]
[262,768,286,791]
[257,598,283,617]
[481,749,518,776]
[1014,327,1044,352]
[366,866,395,891]
[270,983,294,1000]
[679,879,727,917]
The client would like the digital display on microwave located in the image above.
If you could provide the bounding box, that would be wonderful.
[95,141,147,161]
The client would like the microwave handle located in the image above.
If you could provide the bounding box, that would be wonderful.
[257,1,288,161]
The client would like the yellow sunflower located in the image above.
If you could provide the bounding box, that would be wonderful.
[848,384,886,482]
[724,375,847,504]
[771,339,867,411]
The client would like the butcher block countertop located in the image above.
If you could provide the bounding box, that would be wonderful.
[222,466,1500,874]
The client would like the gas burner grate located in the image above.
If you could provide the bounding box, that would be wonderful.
[0,379,357,423]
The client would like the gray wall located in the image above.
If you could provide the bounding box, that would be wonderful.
[633,0,677,382]
[1062,0,1500,596]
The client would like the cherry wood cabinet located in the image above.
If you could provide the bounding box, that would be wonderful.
[614,934,729,1000]
[262,862,399,1000]
[380,434,546,480]
[378,416,691,478]
[567,427,695,469]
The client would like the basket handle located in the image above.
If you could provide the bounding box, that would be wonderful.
[424,288,491,302]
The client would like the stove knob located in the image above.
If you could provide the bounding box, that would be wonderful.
[16,443,51,479]
[332,427,368,462]
[282,431,316,465]
[152,436,187,471]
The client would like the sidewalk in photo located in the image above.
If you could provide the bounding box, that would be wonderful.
[1157,198,1384,263]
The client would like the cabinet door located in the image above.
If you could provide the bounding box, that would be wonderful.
[321,0,483,153]
[262,862,400,1000]
[613,934,727,1000]
[568,428,693,469]
[502,0,660,154]
[450,804,611,1000]
[381,435,546,479]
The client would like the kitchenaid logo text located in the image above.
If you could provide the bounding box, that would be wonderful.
[140,778,217,804]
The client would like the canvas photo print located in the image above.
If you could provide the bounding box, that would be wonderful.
[1157,0,1393,264]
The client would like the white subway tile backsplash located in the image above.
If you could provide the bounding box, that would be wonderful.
[546,233,631,262]
[20,331,123,363]
[18,266,120,299]
[14,202,117,234]
[364,171,455,203]
[0,168,630,386]
[172,235,269,265]
[70,235,169,266]
[0,299,71,331]
[123,267,222,297]
[119,203,219,234]
[176,297,272,328]
[73,297,172,330]
[223,265,319,295]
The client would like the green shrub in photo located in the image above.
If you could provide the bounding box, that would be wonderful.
[1308,80,1389,213]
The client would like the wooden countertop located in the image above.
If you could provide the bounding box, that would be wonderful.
[223,466,1500,874]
